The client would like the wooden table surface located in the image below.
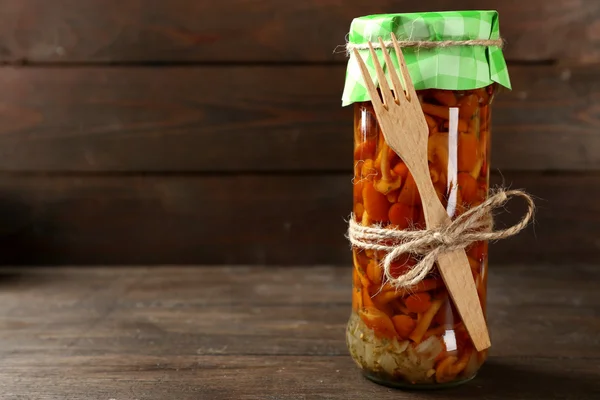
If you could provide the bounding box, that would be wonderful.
[0,265,598,399]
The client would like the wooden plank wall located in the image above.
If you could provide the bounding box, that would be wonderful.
[0,0,598,265]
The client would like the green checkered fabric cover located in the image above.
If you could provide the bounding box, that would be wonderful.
[342,11,511,106]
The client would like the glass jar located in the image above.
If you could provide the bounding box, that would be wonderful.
[341,10,510,389]
[347,86,494,388]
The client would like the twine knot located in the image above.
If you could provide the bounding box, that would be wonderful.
[347,189,535,290]
[432,231,450,245]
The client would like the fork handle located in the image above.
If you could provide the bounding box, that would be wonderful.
[437,250,491,351]
[409,161,491,351]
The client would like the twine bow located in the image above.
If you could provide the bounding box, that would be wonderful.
[347,189,535,290]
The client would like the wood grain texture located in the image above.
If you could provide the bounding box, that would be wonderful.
[1,355,598,400]
[0,266,598,399]
[0,172,597,265]
[0,64,598,172]
[0,0,598,63]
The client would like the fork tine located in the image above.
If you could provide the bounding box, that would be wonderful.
[390,33,417,101]
[378,37,404,104]
[352,48,383,109]
[367,41,394,108]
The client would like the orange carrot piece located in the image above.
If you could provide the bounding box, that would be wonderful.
[457,172,479,204]
[354,139,377,161]
[362,181,390,222]
[375,280,442,312]
[372,276,409,312]
[409,298,445,343]
[392,162,409,180]
[381,277,442,295]
[355,249,371,266]
[388,203,416,230]
[392,315,417,339]
[435,356,459,383]
[458,133,479,172]
[362,287,376,309]
[422,103,449,120]
[352,250,371,288]
[359,306,399,339]
[405,292,432,313]
[366,260,383,286]
[371,295,395,317]
[371,289,398,308]
[435,347,449,363]
[436,348,472,383]
[397,173,421,206]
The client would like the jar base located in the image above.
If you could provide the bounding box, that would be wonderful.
[363,370,476,390]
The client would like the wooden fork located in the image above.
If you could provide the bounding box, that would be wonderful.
[353,33,490,351]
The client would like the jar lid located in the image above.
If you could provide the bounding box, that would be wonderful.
[342,11,511,106]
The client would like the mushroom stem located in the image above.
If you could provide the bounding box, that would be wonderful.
[380,142,392,182]
[374,142,402,195]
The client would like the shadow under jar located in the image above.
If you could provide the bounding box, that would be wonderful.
[348,86,494,388]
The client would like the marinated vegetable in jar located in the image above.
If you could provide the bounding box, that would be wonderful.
[342,11,512,388]
[349,86,493,387]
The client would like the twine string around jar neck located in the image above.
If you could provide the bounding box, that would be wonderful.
[344,38,505,54]
[347,189,535,291]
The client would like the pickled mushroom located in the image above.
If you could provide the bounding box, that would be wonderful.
[374,142,402,195]
[428,131,449,173]
[362,182,390,222]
